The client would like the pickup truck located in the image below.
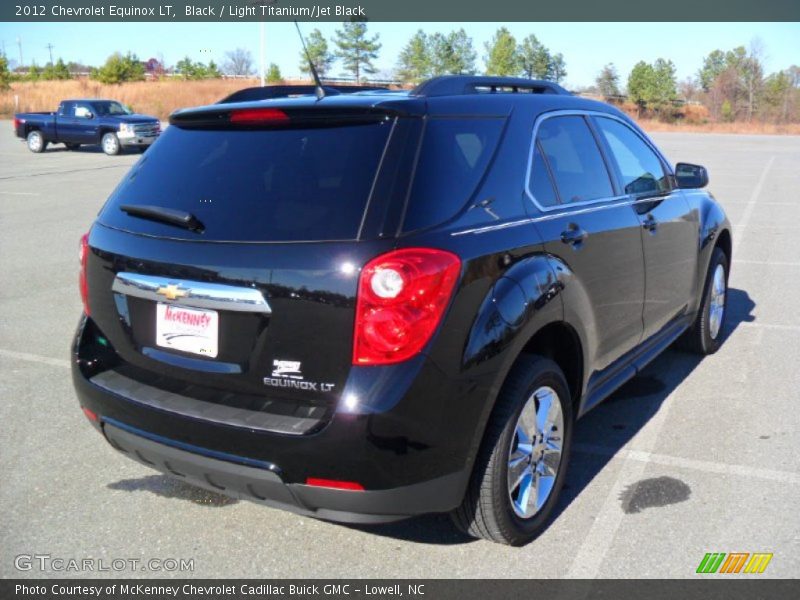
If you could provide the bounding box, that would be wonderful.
[13,99,161,155]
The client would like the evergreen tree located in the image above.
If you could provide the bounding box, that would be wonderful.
[396,30,431,85]
[266,63,283,83]
[334,20,381,83]
[430,29,476,76]
[517,34,552,80]
[550,53,567,83]
[299,29,333,79]
[91,52,145,84]
[627,60,657,110]
[0,55,10,90]
[484,27,519,76]
[42,58,71,80]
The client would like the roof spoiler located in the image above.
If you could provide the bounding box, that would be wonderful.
[411,76,570,98]
[218,85,391,104]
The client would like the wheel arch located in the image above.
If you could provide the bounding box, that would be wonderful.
[715,227,732,265]
[97,127,120,144]
[517,321,584,415]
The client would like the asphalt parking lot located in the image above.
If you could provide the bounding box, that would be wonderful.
[1,125,798,579]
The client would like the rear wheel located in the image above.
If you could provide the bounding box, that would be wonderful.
[101,132,121,156]
[681,247,729,355]
[452,355,573,546]
[26,130,47,153]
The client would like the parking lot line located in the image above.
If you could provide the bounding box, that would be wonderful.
[740,321,800,332]
[567,352,684,578]
[736,259,800,267]
[0,191,40,196]
[735,155,775,239]
[573,443,800,485]
[0,164,132,181]
[0,348,69,368]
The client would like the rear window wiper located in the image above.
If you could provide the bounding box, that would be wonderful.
[120,204,204,233]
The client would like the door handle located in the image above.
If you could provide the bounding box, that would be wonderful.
[642,214,658,232]
[560,225,588,246]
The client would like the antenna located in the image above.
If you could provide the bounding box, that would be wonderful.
[293,21,325,100]
[46,43,54,65]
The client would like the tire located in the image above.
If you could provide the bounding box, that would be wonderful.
[451,355,573,546]
[681,247,729,355]
[101,132,121,156]
[64,143,81,151]
[26,130,47,153]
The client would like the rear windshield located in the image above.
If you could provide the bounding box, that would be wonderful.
[99,121,393,242]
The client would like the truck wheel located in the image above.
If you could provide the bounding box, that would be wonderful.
[451,355,573,546]
[101,133,121,156]
[680,247,729,355]
[27,130,47,153]
[65,143,81,151]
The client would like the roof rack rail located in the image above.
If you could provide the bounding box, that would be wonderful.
[218,84,390,104]
[411,76,570,98]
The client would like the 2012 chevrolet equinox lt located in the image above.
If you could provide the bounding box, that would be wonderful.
[72,76,732,545]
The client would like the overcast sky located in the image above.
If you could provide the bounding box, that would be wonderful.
[1,22,798,88]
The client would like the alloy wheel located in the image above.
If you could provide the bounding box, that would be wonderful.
[507,385,564,519]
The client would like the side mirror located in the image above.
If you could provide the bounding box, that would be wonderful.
[675,162,708,189]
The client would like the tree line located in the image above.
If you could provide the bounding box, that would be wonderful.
[592,40,799,123]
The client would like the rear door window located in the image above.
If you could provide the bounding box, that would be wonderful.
[533,115,614,205]
[528,142,560,207]
[99,120,394,242]
[402,117,505,232]
[593,117,669,195]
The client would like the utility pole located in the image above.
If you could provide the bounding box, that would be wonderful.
[46,43,54,65]
[16,36,23,68]
[259,22,265,87]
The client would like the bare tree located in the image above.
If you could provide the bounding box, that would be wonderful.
[743,38,765,122]
[223,48,254,77]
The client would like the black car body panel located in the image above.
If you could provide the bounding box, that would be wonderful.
[72,77,732,522]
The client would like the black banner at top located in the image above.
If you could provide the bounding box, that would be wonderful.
[3,0,800,22]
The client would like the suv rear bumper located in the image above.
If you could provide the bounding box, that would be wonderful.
[103,420,465,523]
[72,316,482,522]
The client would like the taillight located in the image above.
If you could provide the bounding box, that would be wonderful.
[230,108,289,124]
[13,117,20,130]
[79,233,90,315]
[81,406,98,422]
[353,248,461,366]
[305,478,365,491]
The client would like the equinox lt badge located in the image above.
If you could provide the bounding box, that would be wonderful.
[264,360,335,392]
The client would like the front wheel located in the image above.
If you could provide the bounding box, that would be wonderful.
[101,132,121,156]
[26,130,47,153]
[681,247,729,355]
[451,355,573,545]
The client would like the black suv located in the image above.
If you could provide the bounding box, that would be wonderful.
[72,76,732,545]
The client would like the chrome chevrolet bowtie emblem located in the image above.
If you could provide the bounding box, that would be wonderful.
[155,284,188,301]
